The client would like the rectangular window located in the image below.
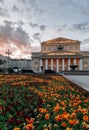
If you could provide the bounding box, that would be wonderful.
[83,62,88,68]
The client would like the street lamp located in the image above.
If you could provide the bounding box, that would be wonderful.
[5,49,12,69]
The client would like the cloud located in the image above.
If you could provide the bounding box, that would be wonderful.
[81,39,89,45]
[13,26,30,46]
[17,21,24,26]
[0,20,31,58]
[51,24,67,35]
[57,0,67,8]
[0,0,4,3]
[70,22,89,32]
[20,0,43,15]
[71,0,89,16]
[40,25,46,31]
[81,38,89,51]
[29,22,38,28]
[12,5,19,12]
[29,22,46,32]
[31,46,40,52]
[32,33,41,42]
[0,7,9,18]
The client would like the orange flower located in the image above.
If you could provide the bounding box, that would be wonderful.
[53,103,60,112]
[63,113,70,119]
[83,115,89,122]
[39,108,48,114]
[44,128,48,130]
[61,121,67,127]
[69,119,75,125]
[25,123,33,130]
[69,119,79,125]
[71,112,76,118]
[45,113,50,120]
[13,128,20,130]
[81,109,88,115]
[55,115,62,122]
[60,101,66,107]
[26,118,35,124]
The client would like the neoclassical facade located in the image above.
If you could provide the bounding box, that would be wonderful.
[31,37,89,72]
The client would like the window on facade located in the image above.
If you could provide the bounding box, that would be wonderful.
[84,62,88,68]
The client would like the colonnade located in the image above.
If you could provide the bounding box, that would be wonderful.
[40,58,83,72]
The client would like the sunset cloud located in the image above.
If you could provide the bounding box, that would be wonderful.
[0,0,89,58]
[0,21,31,58]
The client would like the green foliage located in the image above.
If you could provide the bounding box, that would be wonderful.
[0,84,40,129]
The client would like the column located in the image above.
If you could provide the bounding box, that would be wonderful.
[68,59,70,71]
[62,59,65,71]
[39,59,43,72]
[79,59,83,70]
[56,59,59,72]
[74,59,76,65]
[45,59,48,70]
[51,59,53,70]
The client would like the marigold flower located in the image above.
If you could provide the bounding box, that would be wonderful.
[61,121,67,127]
[55,115,62,122]
[66,127,73,130]
[44,128,48,130]
[81,109,88,115]
[83,115,89,122]
[39,108,48,114]
[26,118,35,124]
[45,113,50,120]
[53,103,60,112]
[13,127,20,130]
[25,123,33,130]
[69,119,75,125]
[71,112,76,118]
[63,113,70,119]
[69,119,79,125]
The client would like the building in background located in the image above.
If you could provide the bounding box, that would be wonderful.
[0,54,8,72]
[10,59,31,70]
[31,37,89,73]
[0,55,31,73]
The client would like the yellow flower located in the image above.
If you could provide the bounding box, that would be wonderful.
[66,127,73,130]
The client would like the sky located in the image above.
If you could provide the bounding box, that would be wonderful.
[0,0,89,59]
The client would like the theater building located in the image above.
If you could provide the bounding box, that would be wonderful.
[31,37,89,73]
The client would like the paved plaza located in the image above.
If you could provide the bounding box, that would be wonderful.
[64,75,89,92]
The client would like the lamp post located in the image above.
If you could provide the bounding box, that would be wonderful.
[5,49,12,69]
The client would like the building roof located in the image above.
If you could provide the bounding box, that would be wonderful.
[42,37,80,45]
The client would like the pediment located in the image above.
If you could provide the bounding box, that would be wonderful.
[42,37,80,45]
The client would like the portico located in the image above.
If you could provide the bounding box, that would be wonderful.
[40,57,83,72]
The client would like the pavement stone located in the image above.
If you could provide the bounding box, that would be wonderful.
[64,75,89,92]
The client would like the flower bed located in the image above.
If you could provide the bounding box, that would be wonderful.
[0,74,89,130]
